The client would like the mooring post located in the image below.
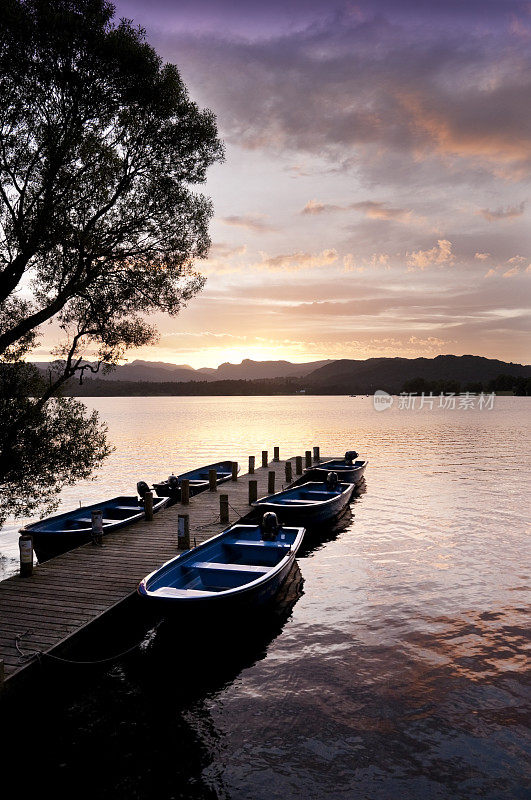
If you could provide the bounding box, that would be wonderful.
[268,471,275,494]
[220,494,229,524]
[262,450,268,468]
[209,468,217,491]
[295,455,303,475]
[231,462,238,481]
[313,446,320,463]
[177,514,190,549]
[144,491,154,521]
[285,460,293,484]
[249,480,258,505]
[0,659,4,689]
[248,455,255,474]
[305,450,312,468]
[19,533,33,577]
[181,479,190,505]
[273,446,280,462]
[91,509,104,545]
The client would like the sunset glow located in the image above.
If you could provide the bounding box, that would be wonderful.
[39,0,531,367]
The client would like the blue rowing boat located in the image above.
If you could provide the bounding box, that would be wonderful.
[304,451,368,484]
[138,513,305,609]
[153,460,235,503]
[22,486,168,562]
[252,473,355,524]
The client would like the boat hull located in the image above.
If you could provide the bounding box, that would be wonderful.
[138,523,305,611]
[304,458,368,484]
[153,460,234,504]
[22,495,168,562]
[253,481,355,524]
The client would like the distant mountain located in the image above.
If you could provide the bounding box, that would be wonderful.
[33,359,199,383]
[305,354,531,392]
[197,358,332,381]
[33,354,530,394]
[34,358,332,382]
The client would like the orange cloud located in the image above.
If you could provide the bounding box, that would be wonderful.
[398,92,531,177]
[407,239,454,270]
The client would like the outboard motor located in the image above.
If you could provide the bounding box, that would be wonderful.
[137,480,150,501]
[326,471,339,490]
[261,511,280,540]
[168,474,179,491]
[344,450,358,465]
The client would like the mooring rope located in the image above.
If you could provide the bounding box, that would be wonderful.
[14,622,163,667]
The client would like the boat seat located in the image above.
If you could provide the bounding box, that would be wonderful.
[193,561,267,574]
[152,587,212,597]
[75,516,117,525]
[112,506,140,511]
[230,540,291,550]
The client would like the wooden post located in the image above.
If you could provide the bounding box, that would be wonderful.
[181,479,190,505]
[0,659,4,689]
[295,455,303,475]
[262,450,268,468]
[231,462,238,481]
[209,468,217,491]
[268,471,275,494]
[91,509,103,545]
[273,446,280,462]
[177,514,190,550]
[144,491,154,521]
[220,494,229,524]
[248,480,258,505]
[305,450,312,468]
[19,533,33,577]
[313,446,320,463]
[248,455,255,474]
[285,460,293,483]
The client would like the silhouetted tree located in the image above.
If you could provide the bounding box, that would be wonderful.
[0,0,223,525]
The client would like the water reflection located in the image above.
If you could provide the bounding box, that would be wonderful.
[3,563,305,800]
[0,397,528,799]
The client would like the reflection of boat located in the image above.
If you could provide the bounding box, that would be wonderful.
[252,476,355,524]
[153,460,234,504]
[131,560,305,709]
[22,491,168,562]
[138,516,305,609]
[304,451,367,484]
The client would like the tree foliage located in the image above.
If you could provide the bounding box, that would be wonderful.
[0,0,223,525]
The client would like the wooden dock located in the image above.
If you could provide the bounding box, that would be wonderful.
[0,453,314,692]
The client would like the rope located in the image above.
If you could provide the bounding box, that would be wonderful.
[14,622,162,667]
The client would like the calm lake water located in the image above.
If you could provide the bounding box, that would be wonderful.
[2,396,530,799]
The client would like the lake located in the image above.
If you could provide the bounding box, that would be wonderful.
[1,395,529,799]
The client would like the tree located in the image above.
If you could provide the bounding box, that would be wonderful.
[0,0,223,526]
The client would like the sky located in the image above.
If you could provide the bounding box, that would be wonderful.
[47,0,531,366]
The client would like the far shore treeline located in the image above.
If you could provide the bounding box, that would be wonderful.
[30,355,531,397]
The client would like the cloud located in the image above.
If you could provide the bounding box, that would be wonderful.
[161,6,531,182]
[484,254,530,278]
[220,214,278,232]
[301,199,342,215]
[254,248,338,272]
[479,201,526,221]
[301,198,412,222]
[350,201,412,222]
[407,239,454,270]
[474,252,491,260]
[208,243,247,258]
